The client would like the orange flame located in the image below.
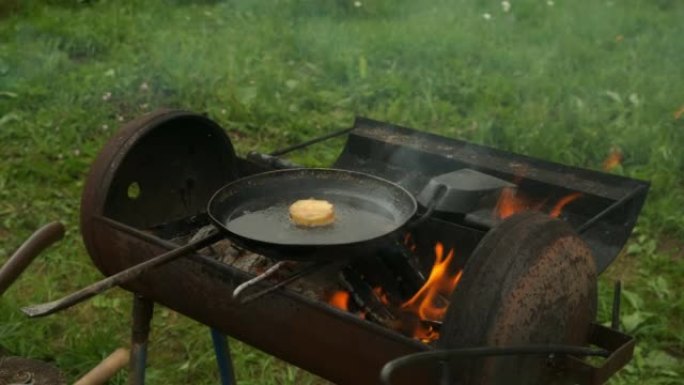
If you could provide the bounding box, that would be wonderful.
[602,149,623,171]
[549,192,583,218]
[401,242,462,342]
[495,187,542,219]
[414,323,439,343]
[494,186,583,220]
[674,105,684,120]
[329,291,350,311]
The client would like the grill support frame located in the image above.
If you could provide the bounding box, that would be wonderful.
[76,109,644,385]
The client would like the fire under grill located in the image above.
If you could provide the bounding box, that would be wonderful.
[27,110,649,384]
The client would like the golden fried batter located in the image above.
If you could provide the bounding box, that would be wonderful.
[289,199,335,227]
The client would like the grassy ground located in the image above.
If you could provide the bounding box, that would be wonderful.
[0,0,682,383]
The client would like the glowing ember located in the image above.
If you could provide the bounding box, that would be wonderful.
[373,286,390,306]
[403,233,417,252]
[328,291,350,311]
[402,242,463,342]
[602,149,623,171]
[403,233,411,244]
[549,192,583,218]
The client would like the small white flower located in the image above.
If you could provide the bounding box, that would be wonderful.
[139,82,149,91]
[73,149,81,156]
[101,124,109,131]
[102,92,112,101]
[483,13,492,20]
[117,115,125,122]
[140,103,149,110]
[354,1,362,7]
[547,0,554,6]
[501,1,511,13]
[221,109,227,115]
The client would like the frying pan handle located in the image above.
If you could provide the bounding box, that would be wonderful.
[407,184,447,229]
[0,221,65,296]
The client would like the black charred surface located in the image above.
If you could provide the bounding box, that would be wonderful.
[376,243,425,299]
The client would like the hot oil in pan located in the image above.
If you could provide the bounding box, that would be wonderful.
[225,199,398,245]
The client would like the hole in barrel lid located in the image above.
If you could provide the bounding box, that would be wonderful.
[127,182,141,200]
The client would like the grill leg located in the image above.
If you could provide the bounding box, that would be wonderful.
[128,295,154,385]
[211,328,237,385]
[439,360,451,385]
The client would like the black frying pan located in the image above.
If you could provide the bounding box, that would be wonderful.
[208,168,418,260]
[23,168,420,317]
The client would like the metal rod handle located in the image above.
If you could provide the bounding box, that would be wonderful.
[0,221,65,296]
[238,261,329,304]
[21,231,223,318]
[246,152,303,170]
[269,127,353,157]
[231,261,288,300]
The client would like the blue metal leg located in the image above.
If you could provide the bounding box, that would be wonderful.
[210,328,236,385]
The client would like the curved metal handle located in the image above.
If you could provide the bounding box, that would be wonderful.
[407,184,448,229]
[380,345,609,385]
[0,221,65,296]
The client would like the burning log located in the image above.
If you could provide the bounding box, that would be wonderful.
[340,267,397,327]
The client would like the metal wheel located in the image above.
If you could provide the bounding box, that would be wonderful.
[439,212,598,385]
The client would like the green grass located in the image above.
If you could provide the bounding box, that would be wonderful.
[1,0,683,383]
